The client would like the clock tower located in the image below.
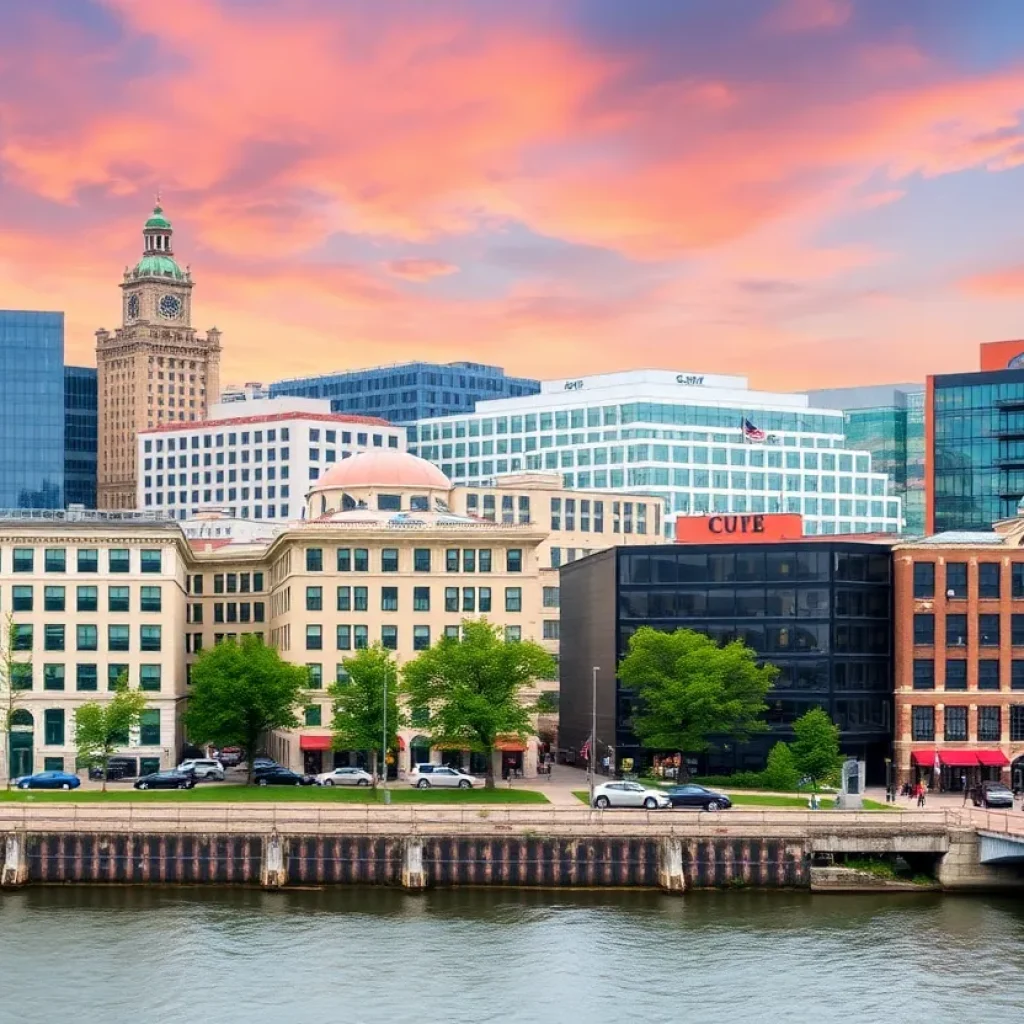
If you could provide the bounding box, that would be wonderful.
[96,203,222,510]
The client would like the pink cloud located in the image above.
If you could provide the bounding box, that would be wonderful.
[384,258,460,281]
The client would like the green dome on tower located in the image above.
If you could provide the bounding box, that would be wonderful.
[144,204,171,230]
[133,253,185,279]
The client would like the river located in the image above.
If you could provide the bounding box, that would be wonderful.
[2,888,1023,1023]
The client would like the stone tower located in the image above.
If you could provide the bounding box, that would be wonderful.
[96,203,221,509]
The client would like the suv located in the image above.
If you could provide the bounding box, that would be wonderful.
[88,756,137,781]
[408,763,476,789]
[177,758,225,781]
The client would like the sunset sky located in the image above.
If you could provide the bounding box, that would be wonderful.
[3,0,1024,391]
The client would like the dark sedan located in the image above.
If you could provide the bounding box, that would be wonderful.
[255,768,315,787]
[134,771,196,791]
[666,784,732,811]
[972,781,1014,809]
[14,771,81,791]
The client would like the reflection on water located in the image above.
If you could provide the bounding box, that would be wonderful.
[2,887,1024,1023]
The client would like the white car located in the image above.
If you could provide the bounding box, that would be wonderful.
[316,767,373,787]
[177,758,225,781]
[409,764,477,789]
[592,781,670,810]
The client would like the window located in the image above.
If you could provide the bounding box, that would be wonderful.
[44,586,65,612]
[354,587,368,611]
[13,625,32,651]
[306,548,323,572]
[543,586,560,609]
[979,614,1000,647]
[45,625,66,651]
[108,625,130,652]
[337,586,351,611]
[979,563,1001,599]
[140,549,162,574]
[945,660,967,691]
[76,664,98,691]
[944,705,967,741]
[912,613,933,645]
[445,587,459,613]
[507,549,522,572]
[381,625,398,650]
[381,587,398,611]
[304,705,322,727]
[140,586,161,612]
[505,626,522,643]
[462,587,476,613]
[140,665,162,692]
[1014,564,1024,599]
[108,586,130,612]
[413,587,430,612]
[1013,614,1024,646]
[979,706,1001,741]
[11,663,31,690]
[306,625,323,650]
[336,625,351,650]
[911,706,935,741]
[337,548,351,572]
[410,705,430,727]
[306,586,323,611]
[254,602,265,623]
[946,614,967,647]
[12,586,32,612]
[414,549,431,572]
[44,709,64,746]
[139,709,161,746]
[505,587,522,612]
[77,549,98,573]
[43,664,64,690]
[978,660,1000,691]
[913,562,934,598]
[946,562,967,598]
[77,586,98,612]
[354,548,369,572]
[12,548,33,573]
[413,626,430,651]
[479,587,491,613]
[381,548,399,573]
[463,549,476,573]
[478,549,492,573]
[44,548,65,573]
[109,549,130,573]
[1012,661,1024,691]
[1012,705,1024,742]
[306,664,323,689]
[140,625,161,652]
[912,659,934,690]
[446,549,459,573]
[543,621,560,640]
[444,626,460,639]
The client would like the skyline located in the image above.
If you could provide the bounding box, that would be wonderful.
[3,0,1024,389]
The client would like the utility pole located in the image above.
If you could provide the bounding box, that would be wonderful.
[589,666,599,808]
[382,661,391,805]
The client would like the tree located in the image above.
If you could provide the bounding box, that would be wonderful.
[617,627,776,758]
[184,635,308,785]
[763,741,799,792]
[791,707,841,794]
[0,615,29,789]
[402,619,556,788]
[74,681,149,792]
[329,644,401,789]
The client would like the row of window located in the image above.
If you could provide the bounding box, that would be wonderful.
[1,548,163,574]
[913,613,1023,646]
[619,588,888,620]
[11,663,163,692]
[144,426,399,452]
[910,704,1024,742]
[911,658,1024,690]
[12,624,162,652]
[32,707,161,746]
[192,601,266,624]
[305,547,523,574]
[187,572,265,595]
[912,561,1024,600]
[7,585,161,613]
[307,622,525,657]
[145,451,292,470]
[304,585,525,614]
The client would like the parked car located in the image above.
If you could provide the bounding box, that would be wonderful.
[972,781,1014,809]
[14,771,81,791]
[251,757,280,772]
[217,747,242,767]
[591,781,670,810]
[88,756,137,781]
[255,768,315,787]
[134,771,196,791]
[666,784,732,812]
[177,758,225,781]
[409,764,477,789]
[316,767,373,787]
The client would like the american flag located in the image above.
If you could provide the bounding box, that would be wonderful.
[742,418,766,442]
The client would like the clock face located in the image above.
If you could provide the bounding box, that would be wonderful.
[158,294,182,319]
[126,294,139,320]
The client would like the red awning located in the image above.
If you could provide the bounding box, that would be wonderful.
[939,750,980,767]
[299,734,332,751]
[495,740,527,752]
[911,749,935,767]
[977,750,1010,767]
[396,736,406,751]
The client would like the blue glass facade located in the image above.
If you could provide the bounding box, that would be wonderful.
[64,366,98,508]
[269,361,539,424]
[0,311,64,508]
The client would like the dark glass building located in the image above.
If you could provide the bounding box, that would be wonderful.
[64,366,98,508]
[269,361,540,425]
[0,310,64,508]
[560,540,895,783]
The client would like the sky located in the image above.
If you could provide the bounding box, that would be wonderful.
[3,0,1024,391]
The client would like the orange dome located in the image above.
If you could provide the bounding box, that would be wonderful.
[313,450,451,491]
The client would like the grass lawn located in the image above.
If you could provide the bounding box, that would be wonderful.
[0,785,549,805]
[572,790,888,810]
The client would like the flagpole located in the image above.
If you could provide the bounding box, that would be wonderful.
[589,666,598,807]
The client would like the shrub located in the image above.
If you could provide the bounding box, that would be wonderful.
[763,742,799,791]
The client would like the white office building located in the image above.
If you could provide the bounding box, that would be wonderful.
[137,397,405,522]
[408,369,903,537]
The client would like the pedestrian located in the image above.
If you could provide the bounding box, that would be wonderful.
[602,754,611,777]
[916,781,926,808]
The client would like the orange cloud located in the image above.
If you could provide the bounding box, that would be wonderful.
[962,267,1024,297]
[384,258,459,281]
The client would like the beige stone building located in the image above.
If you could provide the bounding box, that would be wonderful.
[97,204,221,510]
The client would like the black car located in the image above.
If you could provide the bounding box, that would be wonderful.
[972,781,1014,809]
[666,784,732,811]
[134,770,196,791]
[88,756,138,781]
[252,758,281,773]
[255,768,314,787]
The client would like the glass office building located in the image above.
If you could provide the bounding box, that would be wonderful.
[412,370,903,539]
[0,310,64,508]
[64,366,98,508]
[560,540,895,781]
[270,361,540,424]
[809,384,925,535]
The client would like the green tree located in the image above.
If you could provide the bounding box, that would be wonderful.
[184,635,308,785]
[402,619,556,788]
[763,741,799,792]
[617,627,776,758]
[0,616,29,789]
[791,707,841,794]
[74,680,149,792]
[329,644,401,789]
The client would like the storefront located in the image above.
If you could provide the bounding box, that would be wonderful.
[910,748,1009,790]
[496,738,526,779]
[300,734,331,775]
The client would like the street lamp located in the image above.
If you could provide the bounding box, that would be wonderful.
[382,662,392,806]
[589,666,599,808]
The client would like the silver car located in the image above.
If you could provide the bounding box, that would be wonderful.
[176,758,225,781]
[592,781,670,810]
[409,764,477,789]
[316,767,373,787]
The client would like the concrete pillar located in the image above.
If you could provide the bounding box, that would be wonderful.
[1,833,28,888]
[657,837,686,894]
[402,838,427,891]
[260,833,287,889]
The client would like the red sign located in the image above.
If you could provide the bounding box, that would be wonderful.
[674,513,804,544]
[979,339,1024,371]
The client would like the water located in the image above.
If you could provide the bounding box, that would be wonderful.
[2,887,1024,1023]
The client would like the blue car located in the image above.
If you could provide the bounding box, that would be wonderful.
[14,771,81,791]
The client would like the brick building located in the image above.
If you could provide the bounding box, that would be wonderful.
[894,515,1024,791]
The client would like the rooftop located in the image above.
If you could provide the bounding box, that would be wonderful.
[313,450,451,491]
[139,411,393,434]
